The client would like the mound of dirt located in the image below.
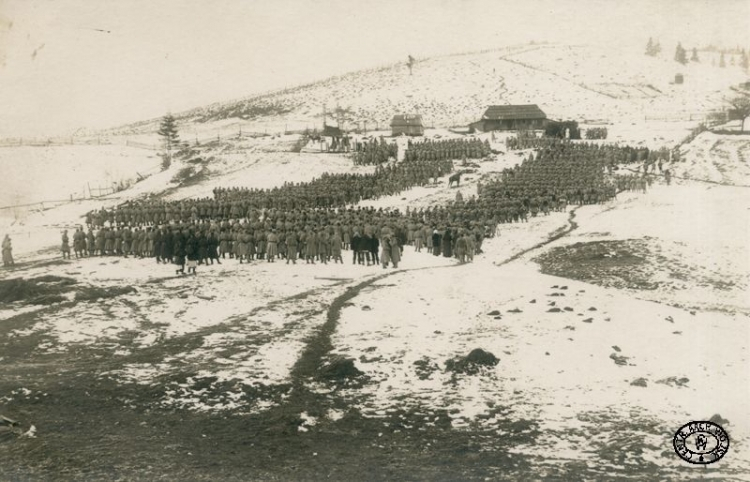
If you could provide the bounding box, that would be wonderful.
[630,377,648,387]
[446,348,499,375]
[74,285,137,302]
[318,356,364,381]
[0,276,77,305]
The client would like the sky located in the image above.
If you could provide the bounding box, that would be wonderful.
[0,0,748,137]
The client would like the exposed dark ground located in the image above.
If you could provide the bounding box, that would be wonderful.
[1,272,735,481]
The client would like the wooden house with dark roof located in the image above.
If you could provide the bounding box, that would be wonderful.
[391,114,424,136]
[470,105,547,132]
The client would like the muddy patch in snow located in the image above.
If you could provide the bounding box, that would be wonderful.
[534,238,740,294]
[0,275,77,306]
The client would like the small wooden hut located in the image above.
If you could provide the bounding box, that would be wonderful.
[390,114,424,136]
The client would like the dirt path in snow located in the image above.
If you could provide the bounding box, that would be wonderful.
[494,207,580,267]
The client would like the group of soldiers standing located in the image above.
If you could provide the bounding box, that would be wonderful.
[404,137,491,162]
[61,131,674,274]
[350,137,399,165]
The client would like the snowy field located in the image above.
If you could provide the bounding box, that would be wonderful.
[0,145,162,209]
[2,43,750,480]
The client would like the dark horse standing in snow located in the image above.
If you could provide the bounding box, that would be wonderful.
[448,171,464,188]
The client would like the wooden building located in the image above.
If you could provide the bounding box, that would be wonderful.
[470,105,547,132]
[391,114,424,136]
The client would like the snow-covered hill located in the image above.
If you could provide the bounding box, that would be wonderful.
[100,43,748,143]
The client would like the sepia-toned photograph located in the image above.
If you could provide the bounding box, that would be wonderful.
[1,0,748,479]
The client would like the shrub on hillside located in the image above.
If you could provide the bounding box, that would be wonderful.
[585,127,608,140]
[171,166,209,186]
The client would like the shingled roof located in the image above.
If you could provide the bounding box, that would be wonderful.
[391,114,424,126]
[482,105,546,120]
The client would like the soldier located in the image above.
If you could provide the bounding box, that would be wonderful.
[305,228,318,264]
[95,228,105,256]
[73,228,85,259]
[391,235,401,268]
[197,231,208,265]
[153,226,163,263]
[414,225,424,252]
[174,229,186,275]
[266,229,278,263]
[122,226,132,258]
[185,232,199,275]
[380,236,391,269]
[2,234,13,267]
[431,229,441,256]
[330,229,343,264]
[61,230,71,259]
[318,230,329,264]
[86,228,95,256]
[285,230,298,265]
[104,227,114,255]
[162,227,174,264]
[207,230,221,265]
[219,228,230,259]
[351,230,362,265]
[455,231,467,264]
[368,234,379,266]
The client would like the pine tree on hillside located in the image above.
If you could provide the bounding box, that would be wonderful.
[158,114,180,170]
[690,48,700,62]
[731,56,736,66]
[720,52,726,68]
[741,50,749,70]
[674,43,688,64]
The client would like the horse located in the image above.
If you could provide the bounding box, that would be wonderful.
[448,171,463,188]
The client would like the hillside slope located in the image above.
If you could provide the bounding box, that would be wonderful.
[103,43,748,141]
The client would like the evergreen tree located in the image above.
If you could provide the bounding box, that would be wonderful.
[731,56,736,66]
[690,47,699,62]
[674,43,688,64]
[720,52,726,68]
[741,50,749,70]
[158,114,180,170]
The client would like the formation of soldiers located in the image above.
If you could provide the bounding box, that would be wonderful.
[85,164,440,228]
[65,131,669,274]
[404,138,491,162]
[506,136,677,170]
[350,137,399,165]
[72,204,490,272]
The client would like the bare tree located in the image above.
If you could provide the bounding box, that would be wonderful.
[728,96,750,131]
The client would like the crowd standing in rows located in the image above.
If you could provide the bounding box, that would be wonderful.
[350,137,399,165]
[48,132,669,274]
